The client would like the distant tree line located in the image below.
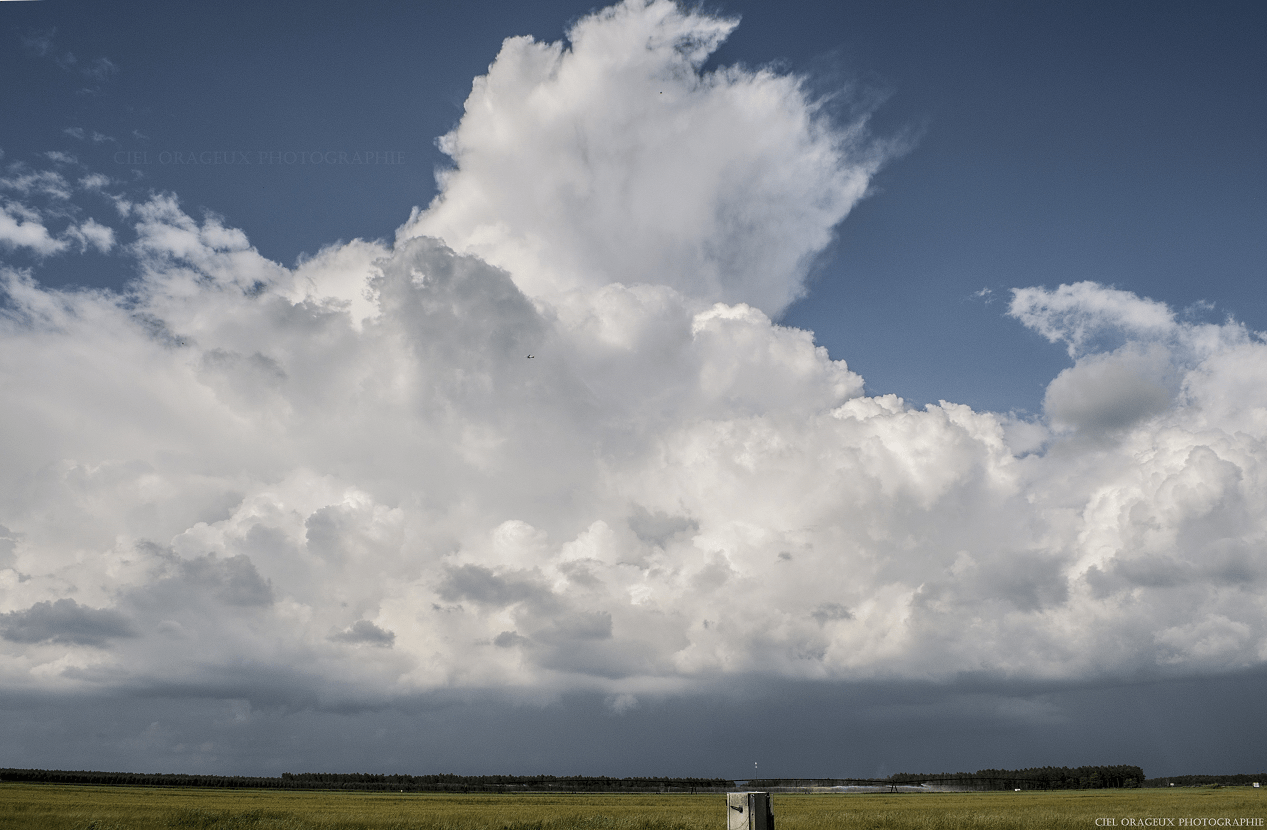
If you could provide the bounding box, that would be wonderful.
[0,768,730,793]
[886,765,1147,790]
[0,769,283,790]
[279,773,731,792]
[34,766,1267,792]
[1143,774,1265,788]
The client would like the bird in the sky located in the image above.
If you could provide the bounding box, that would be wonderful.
[526,354,534,359]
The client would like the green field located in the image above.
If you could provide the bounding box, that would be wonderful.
[0,784,1262,830]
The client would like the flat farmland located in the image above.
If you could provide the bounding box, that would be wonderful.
[0,784,1262,830]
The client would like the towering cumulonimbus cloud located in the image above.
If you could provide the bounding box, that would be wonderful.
[398,0,880,316]
[1,0,1265,713]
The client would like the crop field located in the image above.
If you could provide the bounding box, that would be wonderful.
[0,783,1262,830]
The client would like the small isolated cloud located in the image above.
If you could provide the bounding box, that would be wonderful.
[64,217,115,253]
[0,599,136,647]
[1009,281,1176,358]
[79,173,110,190]
[0,205,67,255]
[331,620,396,648]
[493,630,529,648]
[606,692,639,714]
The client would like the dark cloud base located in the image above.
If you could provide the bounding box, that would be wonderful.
[2,671,1262,779]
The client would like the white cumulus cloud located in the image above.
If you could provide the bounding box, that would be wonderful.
[1,1,1265,714]
[0,205,67,255]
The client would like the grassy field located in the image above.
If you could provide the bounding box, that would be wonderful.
[0,784,1262,830]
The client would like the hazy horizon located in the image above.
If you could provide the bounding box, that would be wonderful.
[2,0,1265,778]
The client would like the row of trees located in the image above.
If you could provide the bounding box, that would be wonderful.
[22,766,1262,792]
[279,772,731,792]
[887,765,1147,790]
[0,769,283,790]
[0,768,730,793]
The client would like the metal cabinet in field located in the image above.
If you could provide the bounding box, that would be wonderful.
[726,791,773,830]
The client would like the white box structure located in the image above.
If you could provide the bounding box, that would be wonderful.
[727,791,774,830]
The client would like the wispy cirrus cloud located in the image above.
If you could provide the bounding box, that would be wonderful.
[20,26,117,89]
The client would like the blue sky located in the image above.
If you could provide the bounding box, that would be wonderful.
[8,0,1262,413]
[2,0,1266,779]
